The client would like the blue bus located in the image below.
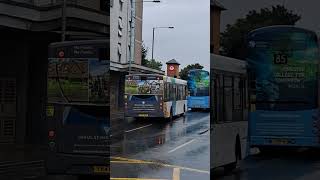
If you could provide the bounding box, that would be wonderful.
[246,26,320,151]
[187,69,210,110]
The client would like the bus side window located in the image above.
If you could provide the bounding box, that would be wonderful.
[165,83,169,102]
[233,77,241,110]
[178,85,180,101]
[224,76,233,122]
[174,84,177,101]
[170,84,172,101]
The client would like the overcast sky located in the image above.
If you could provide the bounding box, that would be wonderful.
[142,0,210,72]
[219,0,320,34]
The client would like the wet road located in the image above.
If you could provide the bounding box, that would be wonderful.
[214,149,320,180]
[110,111,210,180]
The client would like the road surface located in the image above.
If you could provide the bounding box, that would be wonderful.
[110,111,210,180]
[214,148,320,180]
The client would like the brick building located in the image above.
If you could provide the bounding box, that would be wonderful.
[210,0,226,54]
[0,0,108,170]
[110,0,164,115]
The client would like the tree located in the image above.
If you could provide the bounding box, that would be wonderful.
[145,59,163,71]
[179,63,204,80]
[141,43,148,66]
[141,43,163,71]
[220,5,301,59]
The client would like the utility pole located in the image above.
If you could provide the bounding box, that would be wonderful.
[61,0,67,41]
[152,27,155,60]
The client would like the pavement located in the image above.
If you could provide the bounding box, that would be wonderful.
[0,144,47,179]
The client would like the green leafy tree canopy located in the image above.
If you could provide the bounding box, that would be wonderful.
[220,5,301,59]
[141,43,163,71]
[179,63,204,80]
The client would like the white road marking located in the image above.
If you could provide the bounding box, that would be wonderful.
[168,139,196,153]
[125,124,153,133]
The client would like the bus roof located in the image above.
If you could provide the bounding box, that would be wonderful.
[49,39,108,48]
[188,69,209,73]
[248,26,316,36]
[211,54,247,74]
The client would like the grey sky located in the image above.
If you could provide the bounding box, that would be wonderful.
[219,0,320,35]
[143,0,210,72]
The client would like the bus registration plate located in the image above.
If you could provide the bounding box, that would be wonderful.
[138,114,149,117]
[93,166,109,173]
[271,139,288,145]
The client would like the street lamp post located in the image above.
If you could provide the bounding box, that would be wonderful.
[151,26,174,60]
[61,0,67,41]
[128,0,161,74]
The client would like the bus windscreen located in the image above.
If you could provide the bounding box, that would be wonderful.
[187,70,210,96]
[247,29,319,110]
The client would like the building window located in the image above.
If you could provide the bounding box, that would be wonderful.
[118,43,122,55]
[118,53,122,62]
[118,43,122,62]
[100,0,108,11]
[119,0,124,11]
[118,17,123,29]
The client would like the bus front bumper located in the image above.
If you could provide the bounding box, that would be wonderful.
[46,152,109,175]
[124,111,164,118]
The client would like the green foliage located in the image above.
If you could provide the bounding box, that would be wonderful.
[141,43,148,66]
[141,43,163,71]
[179,63,204,80]
[220,5,301,59]
[143,59,163,71]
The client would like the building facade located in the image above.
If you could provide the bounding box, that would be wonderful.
[210,0,226,54]
[110,0,143,66]
[110,0,164,115]
[0,0,108,167]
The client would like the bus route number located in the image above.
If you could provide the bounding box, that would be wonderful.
[274,54,287,64]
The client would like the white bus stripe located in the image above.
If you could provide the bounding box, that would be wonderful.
[125,124,153,133]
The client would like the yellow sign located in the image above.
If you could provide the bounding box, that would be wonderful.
[271,139,288,145]
[46,106,54,117]
[93,166,109,173]
[138,114,149,117]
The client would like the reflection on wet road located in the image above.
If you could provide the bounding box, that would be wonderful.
[214,149,320,180]
[110,111,210,180]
